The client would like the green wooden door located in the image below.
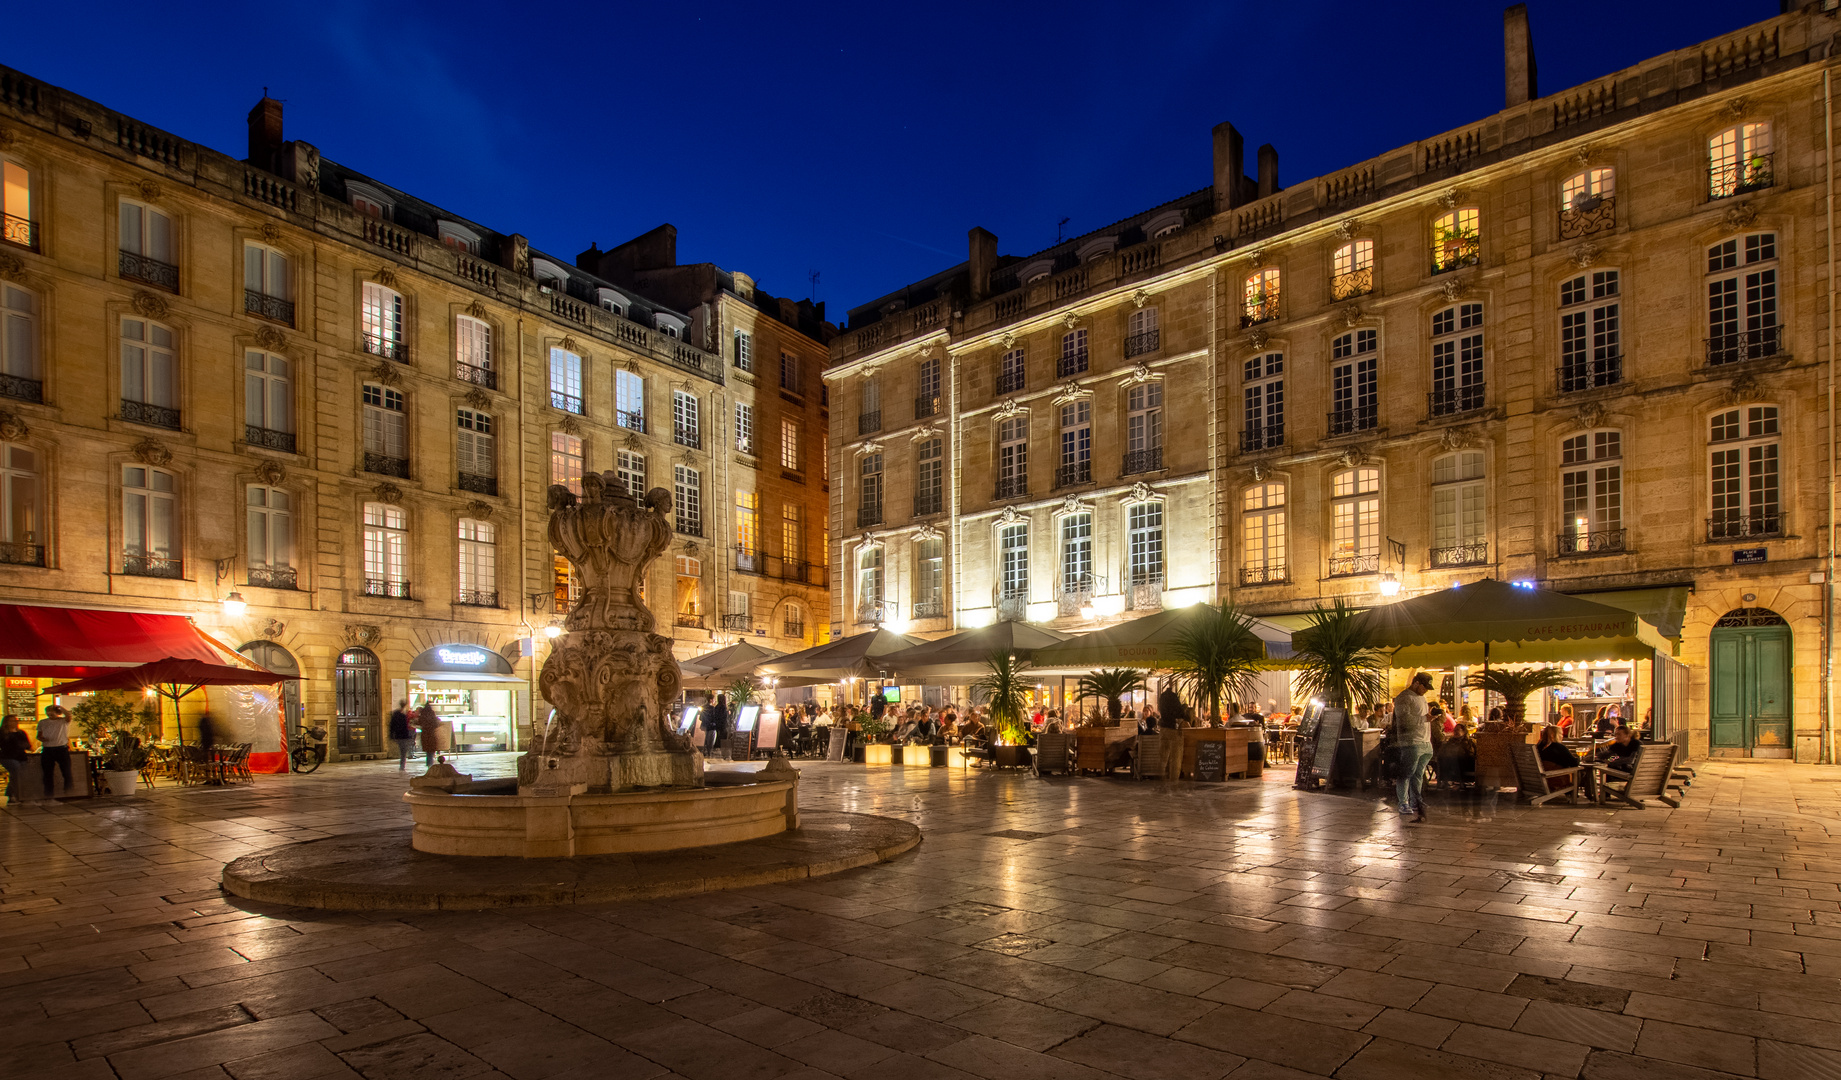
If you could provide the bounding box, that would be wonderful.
[1709,616,1792,753]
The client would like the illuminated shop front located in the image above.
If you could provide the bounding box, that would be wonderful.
[406,644,527,753]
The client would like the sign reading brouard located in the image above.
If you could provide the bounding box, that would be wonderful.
[410,644,515,676]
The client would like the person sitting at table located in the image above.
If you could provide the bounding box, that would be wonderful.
[913,711,941,745]
[1594,725,1641,772]
[1594,706,1616,738]
[1137,708,1160,737]
[1536,725,1583,792]
[1557,703,1575,737]
[1434,724,1477,788]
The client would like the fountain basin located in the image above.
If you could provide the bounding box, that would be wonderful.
[405,779,796,857]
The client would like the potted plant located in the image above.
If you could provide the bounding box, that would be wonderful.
[1289,599,1389,787]
[1075,668,1145,724]
[1465,666,1579,791]
[973,650,1031,769]
[99,728,150,795]
[1167,604,1262,727]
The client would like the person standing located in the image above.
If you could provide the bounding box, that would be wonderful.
[1392,673,1435,822]
[388,700,414,771]
[1,716,33,803]
[416,702,440,769]
[703,694,730,756]
[37,704,72,800]
[1156,687,1186,780]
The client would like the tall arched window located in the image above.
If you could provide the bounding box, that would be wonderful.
[456,518,497,606]
[857,452,883,527]
[1430,451,1486,567]
[1559,430,1624,554]
[856,546,883,622]
[1707,233,1779,365]
[1559,270,1621,391]
[915,537,944,619]
[361,281,405,360]
[1431,209,1481,274]
[1331,240,1373,299]
[782,601,806,640]
[1241,483,1286,585]
[1429,303,1485,416]
[1126,502,1164,596]
[1709,122,1772,199]
[361,502,409,597]
[456,409,495,495]
[997,415,1028,500]
[1243,268,1280,326]
[123,464,179,578]
[1058,512,1092,614]
[998,524,1028,618]
[1126,381,1165,471]
[362,383,407,477]
[1559,168,1615,239]
[121,316,179,430]
[1709,406,1781,540]
[1058,400,1092,487]
[246,484,294,588]
[455,314,493,387]
[1329,330,1378,435]
[1328,468,1380,577]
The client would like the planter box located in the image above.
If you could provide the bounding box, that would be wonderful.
[102,770,139,796]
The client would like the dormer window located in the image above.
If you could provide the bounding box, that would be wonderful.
[1019,259,1055,284]
[530,258,571,292]
[346,182,394,221]
[1143,210,1185,239]
[438,221,481,255]
[654,312,688,339]
[596,288,627,317]
[1076,237,1116,263]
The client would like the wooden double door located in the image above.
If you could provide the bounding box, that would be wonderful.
[1709,609,1791,757]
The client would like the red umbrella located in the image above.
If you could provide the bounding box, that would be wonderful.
[41,657,298,750]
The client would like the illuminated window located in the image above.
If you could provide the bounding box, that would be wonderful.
[1709,123,1772,199]
[1329,468,1380,575]
[362,281,404,360]
[1331,240,1373,299]
[1243,268,1280,326]
[1560,431,1622,551]
[1242,483,1286,583]
[1431,208,1480,274]
[1559,270,1621,391]
[1706,233,1779,365]
[549,432,583,495]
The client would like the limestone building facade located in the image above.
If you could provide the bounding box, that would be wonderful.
[826,5,1841,761]
[0,69,833,759]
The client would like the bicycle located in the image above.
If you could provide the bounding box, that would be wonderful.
[290,725,328,774]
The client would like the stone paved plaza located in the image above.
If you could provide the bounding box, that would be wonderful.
[5,757,1841,1080]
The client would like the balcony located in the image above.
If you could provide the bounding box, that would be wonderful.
[1427,383,1486,418]
[123,552,181,579]
[676,611,704,629]
[248,565,297,589]
[244,289,294,326]
[914,395,940,420]
[1431,236,1481,275]
[1711,153,1773,200]
[1557,528,1626,557]
[1127,577,1164,612]
[1429,542,1489,568]
[913,492,943,517]
[616,410,646,433]
[1124,328,1161,358]
[1331,267,1373,300]
[363,333,406,362]
[0,373,43,404]
[1239,564,1289,586]
[857,411,882,435]
[676,517,704,538]
[362,578,413,599]
[1327,553,1380,577]
[1240,425,1284,453]
[856,600,892,625]
[994,475,1028,501]
[118,250,179,292]
[121,399,181,431]
[856,505,883,528]
[996,369,1025,395]
[1558,355,1622,393]
[1708,513,1784,541]
[1055,461,1092,488]
[1121,447,1163,475]
[721,614,753,633]
[550,390,584,415]
[245,425,296,453]
[1056,350,1089,379]
[996,594,1028,622]
[455,361,496,390]
[1558,196,1616,240]
[1326,404,1378,437]
[458,472,498,496]
[1240,298,1279,328]
[912,599,945,620]
[456,589,500,608]
[674,423,701,450]
[2,213,38,252]
[762,555,827,588]
[0,541,44,567]
[782,618,805,638]
[1058,576,1094,617]
[735,546,763,574]
[1707,326,1781,367]
[363,452,410,478]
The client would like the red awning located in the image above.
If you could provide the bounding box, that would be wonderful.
[0,605,231,677]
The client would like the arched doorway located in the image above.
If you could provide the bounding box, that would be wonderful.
[238,640,302,748]
[1709,607,1791,757]
[334,647,382,754]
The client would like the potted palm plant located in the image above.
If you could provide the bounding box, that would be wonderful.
[1076,668,1145,724]
[1465,666,1579,790]
[1290,599,1389,787]
[1167,604,1262,727]
[974,650,1032,769]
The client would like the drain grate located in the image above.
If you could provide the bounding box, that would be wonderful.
[986,829,1055,841]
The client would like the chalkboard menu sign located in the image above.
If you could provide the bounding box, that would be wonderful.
[826,727,848,762]
[1311,709,1348,784]
[1194,738,1227,782]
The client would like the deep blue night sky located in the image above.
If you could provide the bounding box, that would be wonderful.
[8,1,1771,318]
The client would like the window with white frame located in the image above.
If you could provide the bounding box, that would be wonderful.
[243,242,292,323]
[997,414,1028,497]
[781,503,802,565]
[860,373,881,430]
[780,417,801,471]
[1060,512,1092,595]
[118,200,175,286]
[858,452,883,524]
[857,546,883,617]
[1707,233,1779,364]
[728,590,750,626]
[1330,330,1378,434]
[457,519,496,604]
[1125,381,1165,471]
[361,503,408,593]
[550,432,583,495]
[246,485,293,581]
[998,347,1026,394]
[548,347,583,414]
[1558,270,1621,391]
[999,524,1028,600]
[1430,303,1485,415]
[1431,451,1486,566]
[455,315,492,384]
[673,463,702,535]
[676,555,703,619]
[456,409,495,490]
[916,357,940,416]
[780,351,800,395]
[123,465,178,575]
[1127,502,1164,588]
[244,350,292,448]
[734,402,755,455]
[733,329,753,372]
[361,384,406,469]
[1560,430,1623,553]
[1431,208,1481,274]
[347,183,392,219]
[1,443,41,560]
[673,390,700,447]
[1329,467,1380,575]
[1242,483,1286,583]
[915,537,943,617]
[362,281,405,360]
[1710,122,1772,199]
[1058,328,1088,377]
[121,317,178,426]
[1243,268,1280,326]
[784,600,805,639]
[616,449,645,501]
[915,437,942,515]
[1332,240,1374,299]
[1242,353,1283,450]
[2,283,38,396]
[1126,306,1160,357]
[1709,406,1781,539]
[1058,400,1091,486]
[735,490,759,561]
[437,222,480,254]
[615,369,645,430]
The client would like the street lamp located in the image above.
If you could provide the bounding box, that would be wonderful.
[221,591,247,617]
[543,622,564,640]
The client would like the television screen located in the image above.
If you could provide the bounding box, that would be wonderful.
[882,685,901,703]
[734,703,760,733]
[677,705,700,735]
[755,709,780,749]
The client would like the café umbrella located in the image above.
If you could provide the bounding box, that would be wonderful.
[875,620,1075,680]
[756,628,921,683]
[41,657,299,751]
[678,640,791,689]
[1030,605,1296,670]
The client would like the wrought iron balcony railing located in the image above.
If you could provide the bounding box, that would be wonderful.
[912,599,945,619]
[782,619,805,638]
[245,425,296,453]
[1707,513,1783,541]
[914,395,940,420]
[995,475,1028,501]
[456,589,499,608]
[676,611,704,628]
[1558,528,1626,556]
[1122,447,1163,475]
[248,565,297,589]
[1710,154,1773,200]
[363,334,406,362]
[1558,196,1616,240]
[1057,350,1089,378]
[721,614,753,632]
[674,424,701,449]
[0,541,44,567]
[119,250,179,292]
[1240,425,1284,453]
[121,399,181,430]
[455,361,496,390]
[458,472,497,496]
[1431,236,1481,275]
[1240,299,1279,328]
[996,594,1028,622]
[1331,267,1372,300]
[1428,383,1486,417]
[856,506,883,528]
[1055,461,1092,488]
[1327,553,1380,577]
[2,214,39,252]
[0,373,43,404]
[1127,579,1163,611]
[1429,542,1489,568]
[363,452,409,478]
[1706,326,1781,367]
[675,517,704,538]
[1326,404,1378,437]
[1057,575,1094,617]
[996,369,1025,395]
[1124,328,1161,358]
[857,600,891,625]
[244,289,294,325]
[362,578,413,599]
[913,492,943,517]
[857,411,881,435]
[123,552,181,579]
[1558,354,1623,393]
[616,409,645,433]
[550,390,583,415]
[1239,564,1288,586]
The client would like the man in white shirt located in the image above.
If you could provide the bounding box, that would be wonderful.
[1391,673,1434,822]
[37,704,72,799]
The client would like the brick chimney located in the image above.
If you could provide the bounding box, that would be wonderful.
[968,227,998,302]
[1504,4,1538,108]
[1257,144,1280,199]
[247,95,284,172]
[1212,122,1246,212]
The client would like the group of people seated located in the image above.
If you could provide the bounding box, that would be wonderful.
[1538,722,1644,774]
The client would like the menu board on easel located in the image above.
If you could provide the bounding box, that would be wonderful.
[1311,709,1347,785]
[1194,739,1227,782]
